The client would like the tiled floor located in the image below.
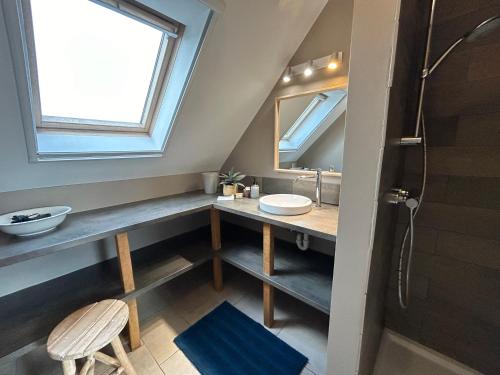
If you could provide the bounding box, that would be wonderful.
[8,264,329,375]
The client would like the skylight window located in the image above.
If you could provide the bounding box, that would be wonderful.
[28,0,178,132]
[281,93,328,141]
[279,89,347,152]
[6,0,212,160]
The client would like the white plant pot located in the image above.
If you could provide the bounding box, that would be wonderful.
[202,172,219,194]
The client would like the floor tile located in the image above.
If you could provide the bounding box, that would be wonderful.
[128,346,164,375]
[12,266,330,375]
[93,362,114,375]
[300,366,316,375]
[0,361,16,375]
[234,285,291,335]
[277,299,329,375]
[137,286,173,323]
[94,345,163,375]
[15,346,61,375]
[214,276,249,306]
[160,350,200,375]
[141,309,189,364]
[173,285,225,324]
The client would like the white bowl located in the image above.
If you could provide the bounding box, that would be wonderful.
[259,194,312,216]
[0,206,72,237]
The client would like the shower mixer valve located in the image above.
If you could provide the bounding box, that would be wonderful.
[384,188,410,205]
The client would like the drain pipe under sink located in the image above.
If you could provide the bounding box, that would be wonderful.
[296,233,309,251]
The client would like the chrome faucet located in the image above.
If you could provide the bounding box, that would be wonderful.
[294,169,323,207]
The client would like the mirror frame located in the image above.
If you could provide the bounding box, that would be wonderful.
[274,78,348,177]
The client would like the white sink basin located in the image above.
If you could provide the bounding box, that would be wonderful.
[259,194,312,216]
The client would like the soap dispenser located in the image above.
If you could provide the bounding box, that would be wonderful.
[250,178,260,198]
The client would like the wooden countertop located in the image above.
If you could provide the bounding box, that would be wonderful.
[214,198,338,241]
[0,191,338,268]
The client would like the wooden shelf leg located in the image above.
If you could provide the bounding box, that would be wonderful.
[263,282,274,327]
[263,223,275,327]
[263,223,274,276]
[115,232,141,351]
[210,208,223,292]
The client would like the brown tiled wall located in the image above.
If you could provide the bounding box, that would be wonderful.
[385,2,500,374]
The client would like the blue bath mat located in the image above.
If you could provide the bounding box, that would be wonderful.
[174,302,308,375]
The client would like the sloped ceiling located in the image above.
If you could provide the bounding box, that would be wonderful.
[163,0,327,172]
[0,0,327,192]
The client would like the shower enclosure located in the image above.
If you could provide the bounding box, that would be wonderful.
[390,2,499,309]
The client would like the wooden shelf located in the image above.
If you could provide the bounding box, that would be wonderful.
[0,221,335,361]
[0,192,338,269]
[0,192,215,267]
[0,228,212,361]
[220,225,334,314]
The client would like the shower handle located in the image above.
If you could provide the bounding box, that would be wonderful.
[384,188,410,205]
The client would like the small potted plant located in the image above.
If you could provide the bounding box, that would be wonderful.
[219,168,246,196]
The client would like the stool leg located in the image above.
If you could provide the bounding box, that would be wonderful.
[80,354,95,375]
[111,336,137,375]
[61,360,76,375]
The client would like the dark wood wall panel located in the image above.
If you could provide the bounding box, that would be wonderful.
[384,1,500,374]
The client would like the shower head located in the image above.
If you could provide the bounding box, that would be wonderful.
[464,15,500,42]
[425,15,500,77]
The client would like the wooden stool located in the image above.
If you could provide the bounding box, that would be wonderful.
[47,299,137,375]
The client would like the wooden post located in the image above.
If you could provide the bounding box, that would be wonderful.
[210,208,223,291]
[115,232,141,351]
[263,223,275,327]
[263,223,274,276]
[263,283,274,327]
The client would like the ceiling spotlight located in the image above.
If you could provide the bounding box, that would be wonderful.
[328,52,343,70]
[304,60,313,77]
[282,67,291,83]
[328,61,338,70]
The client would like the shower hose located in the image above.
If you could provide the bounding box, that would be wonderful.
[398,115,427,309]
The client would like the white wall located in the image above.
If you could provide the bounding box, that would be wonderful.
[0,0,326,193]
[0,213,208,297]
[222,0,353,182]
[0,0,326,295]
[0,173,208,297]
[326,0,401,374]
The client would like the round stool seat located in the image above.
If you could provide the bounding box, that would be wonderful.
[47,299,129,361]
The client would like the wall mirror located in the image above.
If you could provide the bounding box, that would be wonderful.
[275,84,348,176]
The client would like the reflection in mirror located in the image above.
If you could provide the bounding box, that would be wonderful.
[277,87,347,174]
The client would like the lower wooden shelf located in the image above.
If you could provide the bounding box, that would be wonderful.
[0,228,212,361]
[219,225,334,314]
[1,223,335,362]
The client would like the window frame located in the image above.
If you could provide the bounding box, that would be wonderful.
[21,0,180,134]
[5,0,213,161]
[279,90,346,152]
[281,93,328,142]
[273,79,349,177]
